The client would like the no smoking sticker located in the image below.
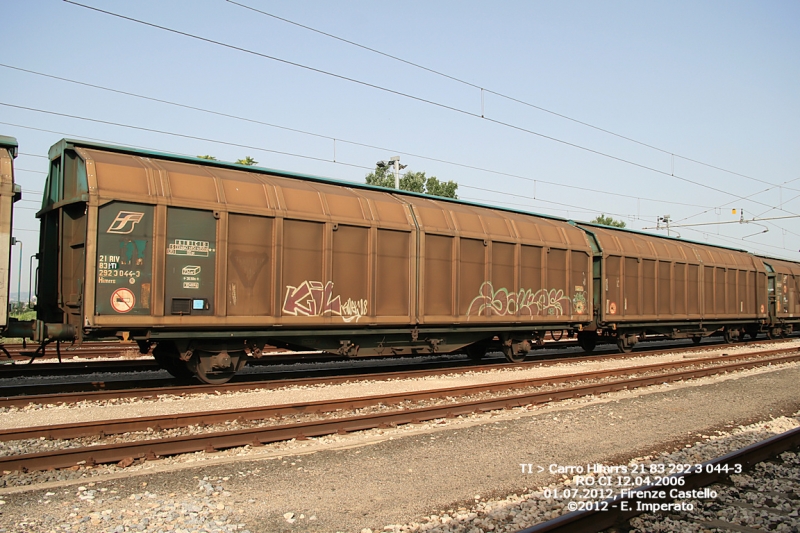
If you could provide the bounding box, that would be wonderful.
[111,288,135,313]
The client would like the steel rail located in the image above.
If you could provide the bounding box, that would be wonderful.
[0,350,797,472]
[0,340,794,408]
[516,426,800,533]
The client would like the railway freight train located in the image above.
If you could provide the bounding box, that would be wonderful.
[0,135,798,383]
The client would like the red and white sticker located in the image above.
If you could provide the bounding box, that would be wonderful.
[760,304,765,314]
[609,302,617,315]
[111,288,135,313]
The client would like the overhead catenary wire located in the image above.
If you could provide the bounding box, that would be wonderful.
[671,177,800,239]
[0,120,208,158]
[0,102,373,171]
[9,96,792,219]
[4,104,795,247]
[679,225,794,255]
[0,111,643,221]
[460,193,631,221]
[60,1,800,216]
[8,91,795,250]
[226,0,796,193]
[0,63,719,211]
[4,114,794,255]
[642,214,800,230]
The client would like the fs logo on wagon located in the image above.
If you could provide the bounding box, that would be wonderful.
[107,211,145,234]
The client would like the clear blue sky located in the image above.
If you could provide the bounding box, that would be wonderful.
[3,0,799,295]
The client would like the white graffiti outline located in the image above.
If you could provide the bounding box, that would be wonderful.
[466,281,571,317]
[283,280,368,322]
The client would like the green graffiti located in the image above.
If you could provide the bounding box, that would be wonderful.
[572,291,587,314]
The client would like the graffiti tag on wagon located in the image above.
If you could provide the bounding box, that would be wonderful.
[466,281,574,317]
[283,280,368,322]
[166,239,212,257]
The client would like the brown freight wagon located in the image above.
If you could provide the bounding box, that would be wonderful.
[757,255,800,337]
[576,223,771,352]
[29,139,594,383]
[0,136,20,331]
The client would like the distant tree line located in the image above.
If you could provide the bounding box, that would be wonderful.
[365,164,458,199]
[196,156,458,199]
[590,214,626,228]
[197,155,258,166]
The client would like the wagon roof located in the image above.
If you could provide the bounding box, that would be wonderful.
[0,136,18,158]
[756,255,800,273]
[47,137,798,265]
[52,137,573,222]
[578,221,750,254]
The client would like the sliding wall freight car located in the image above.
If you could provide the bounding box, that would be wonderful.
[576,223,770,353]
[0,136,20,332]
[2,135,798,384]
[30,138,594,383]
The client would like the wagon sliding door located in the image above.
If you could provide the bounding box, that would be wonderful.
[375,228,411,320]
[423,233,454,319]
[95,202,154,317]
[163,207,216,316]
[226,214,273,317]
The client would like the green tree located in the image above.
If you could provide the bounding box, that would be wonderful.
[236,156,258,166]
[364,166,458,199]
[197,155,217,160]
[399,170,426,193]
[365,165,396,188]
[424,176,458,199]
[591,214,626,228]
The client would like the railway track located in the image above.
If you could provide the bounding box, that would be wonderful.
[0,340,584,378]
[0,341,138,362]
[0,332,576,364]
[0,332,611,362]
[0,338,794,408]
[517,427,800,533]
[0,346,797,473]
[0,334,749,378]
[0,351,337,378]
[0,338,584,377]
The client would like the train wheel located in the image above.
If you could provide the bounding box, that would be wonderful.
[465,344,487,361]
[188,350,245,385]
[501,339,530,363]
[691,336,702,345]
[722,328,734,344]
[577,331,597,353]
[152,342,193,380]
[616,336,633,353]
[502,345,526,363]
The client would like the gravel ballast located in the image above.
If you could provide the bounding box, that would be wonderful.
[0,357,798,532]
